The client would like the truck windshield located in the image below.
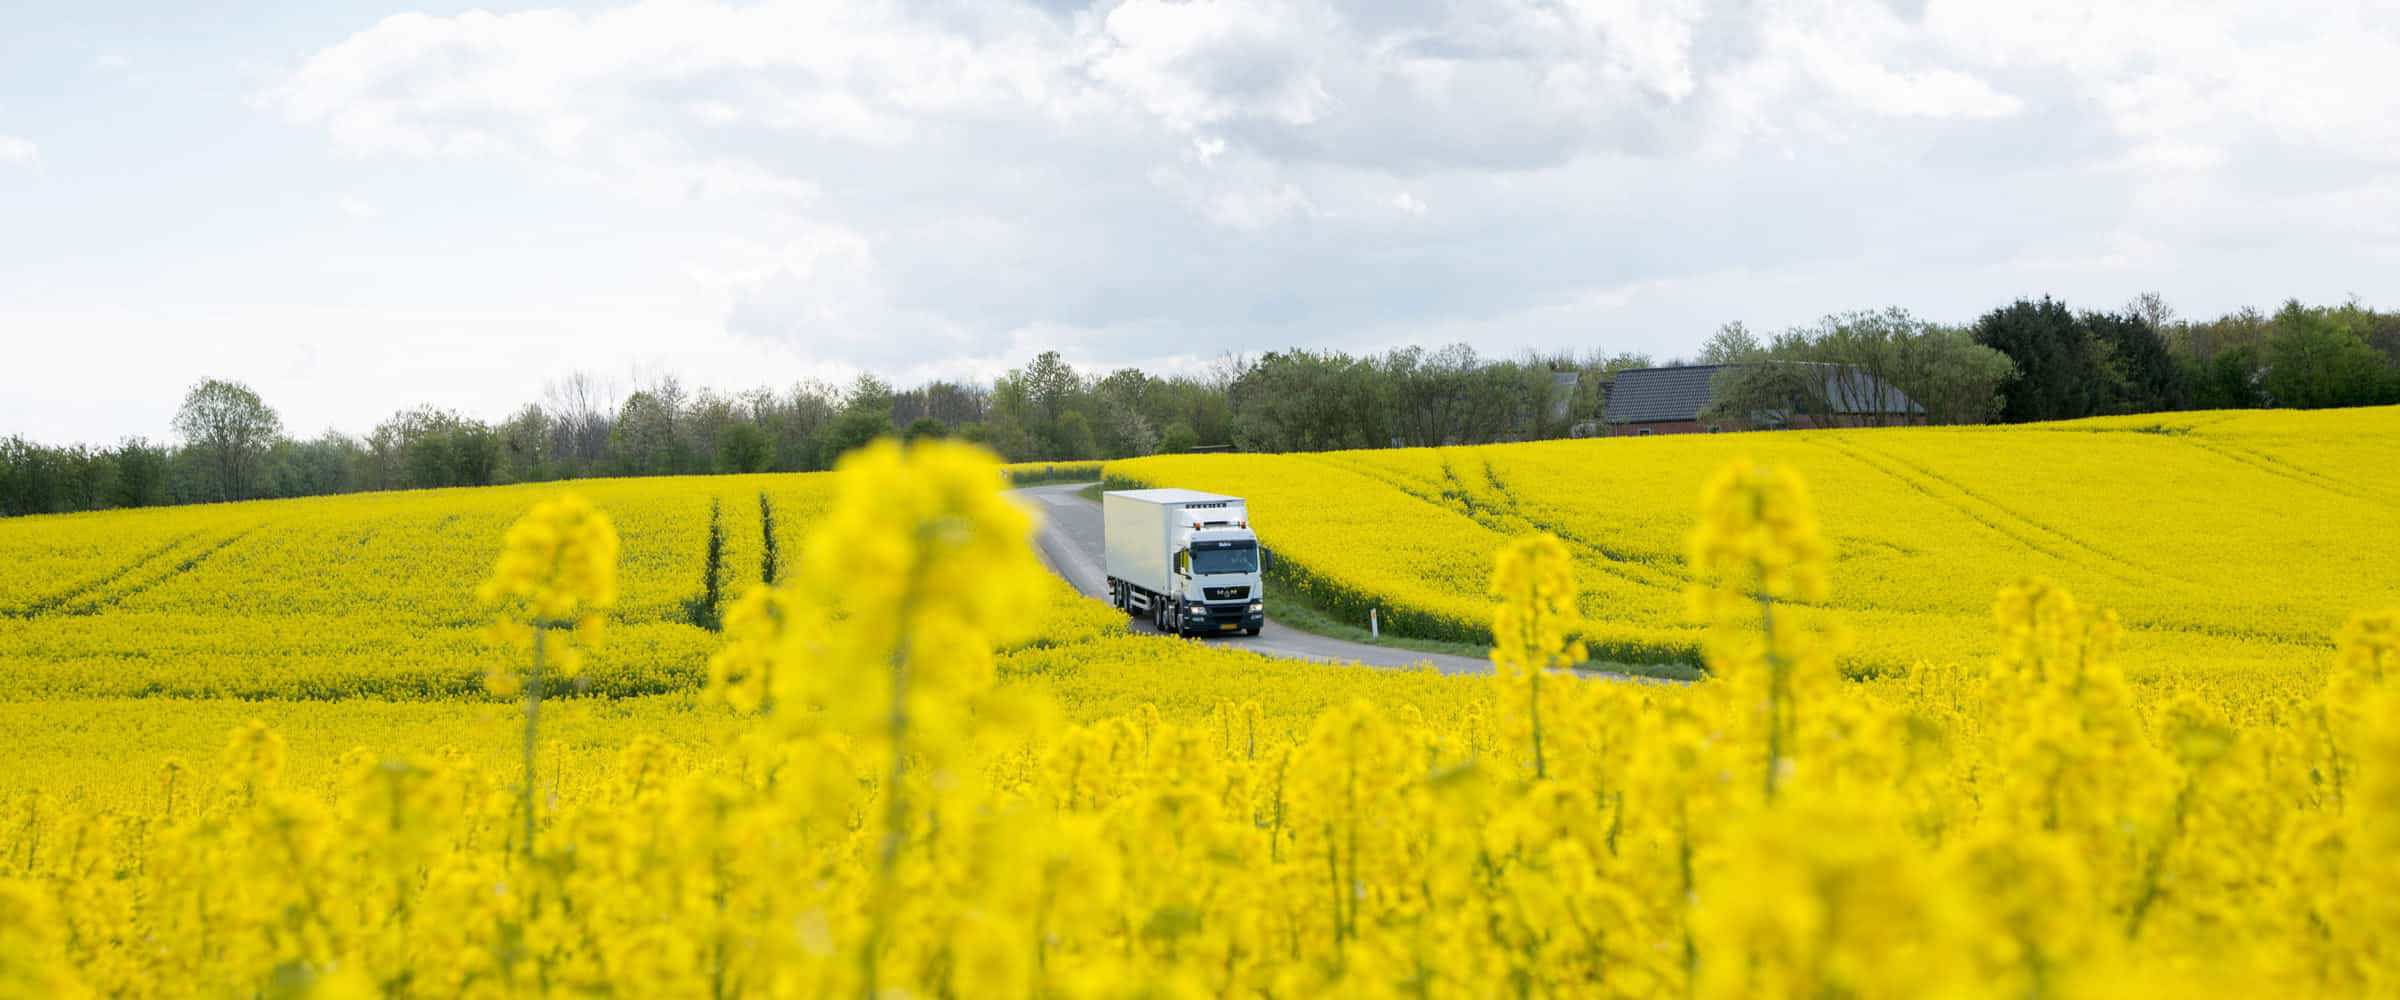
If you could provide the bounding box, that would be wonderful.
[1188,542,1258,576]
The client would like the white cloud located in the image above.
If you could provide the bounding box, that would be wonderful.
[1923,0,2400,168]
[337,196,380,219]
[251,0,2400,383]
[0,135,37,164]
[1089,0,1339,130]
[270,5,1075,157]
[2003,231,2169,273]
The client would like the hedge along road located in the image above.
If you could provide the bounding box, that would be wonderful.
[1013,481,1494,676]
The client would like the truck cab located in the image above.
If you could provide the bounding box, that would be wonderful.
[1102,489,1266,637]
[1173,527,1264,636]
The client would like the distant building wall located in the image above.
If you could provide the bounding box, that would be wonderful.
[1610,420,1710,436]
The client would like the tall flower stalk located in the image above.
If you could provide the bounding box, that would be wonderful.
[1686,459,1829,802]
[1489,534,1585,780]
[705,439,1048,994]
[479,493,618,858]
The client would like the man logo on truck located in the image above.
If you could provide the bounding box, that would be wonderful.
[1101,488,1266,638]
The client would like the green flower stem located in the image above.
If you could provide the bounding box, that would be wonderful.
[521,622,546,861]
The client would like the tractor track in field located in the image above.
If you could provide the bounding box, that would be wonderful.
[1453,456,1687,591]
[2177,436,2400,512]
[52,527,262,617]
[3,532,203,619]
[1856,443,2187,582]
[1811,440,2175,591]
[1307,452,1685,597]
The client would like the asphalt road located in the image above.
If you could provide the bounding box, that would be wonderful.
[1013,482,1492,675]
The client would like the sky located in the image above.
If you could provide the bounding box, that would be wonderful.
[4,0,2397,445]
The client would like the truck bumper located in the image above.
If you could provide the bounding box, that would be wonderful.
[1186,604,1264,634]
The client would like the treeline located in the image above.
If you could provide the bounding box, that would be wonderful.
[7,295,2397,517]
[1699,310,2017,426]
[1703,296,2400,427]
[1,344,1600,517]
[1224,344,1641,452]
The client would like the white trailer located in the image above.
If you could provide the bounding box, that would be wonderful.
[1103,488,1266,637]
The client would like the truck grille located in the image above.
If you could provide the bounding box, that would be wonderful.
[1196,603,1254,627]
[1204,586,1250,601]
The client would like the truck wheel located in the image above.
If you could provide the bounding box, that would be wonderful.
[1243,626,1261,637]
[1153,601,1168,633]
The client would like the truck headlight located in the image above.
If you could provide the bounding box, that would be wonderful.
[1248,601,1262,613]
[1188,602,1207,614]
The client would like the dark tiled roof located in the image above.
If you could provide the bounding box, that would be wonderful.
[1603,365,1726,423]
[1603,363,1924,425]
[1818,368,1923,416]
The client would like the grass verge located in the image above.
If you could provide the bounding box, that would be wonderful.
[1266,577,1703,682]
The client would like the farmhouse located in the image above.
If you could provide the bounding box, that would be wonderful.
[1603,363,1923,436]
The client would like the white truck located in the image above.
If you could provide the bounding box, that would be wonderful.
[1103,488,1265,637]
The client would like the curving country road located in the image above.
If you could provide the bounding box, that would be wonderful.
[1014,482,1493,675]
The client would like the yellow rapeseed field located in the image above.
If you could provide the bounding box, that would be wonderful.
[1108,406,2400,696]
[0,458,1464,803]
[0,461,1101,701]
[5,424,2400,996]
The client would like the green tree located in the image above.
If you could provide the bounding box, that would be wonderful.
[54,444,112,511]
[449,421,499,486]
[2264,302,2392,408]
[1019,351,1081,437]
[1972,298,2109,422]
[2188,345,2265,409]
[1380,344,1529,446]
[0,436,67,516]
[2082,309,2186,413]
[497,405,553,483]
[1703,310,2009,428]
[821,408,891,462]
[108,438,172,508]
[611,390,689,476]
[267,433,358,497]
[1892,327,2016,425]
[1699,322,1764,364]
[765,380,841,471]
[821,379,896,462]
[717,421,773,473]
[1053,410,1098,460]
[977,412,1036,461]
[1227,349,1389,452]
[1703,363,1846,430]
[372,407,493,489]
[171,378,283,500]
[1091,368,1160,458]
[1158,421,1198,453]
